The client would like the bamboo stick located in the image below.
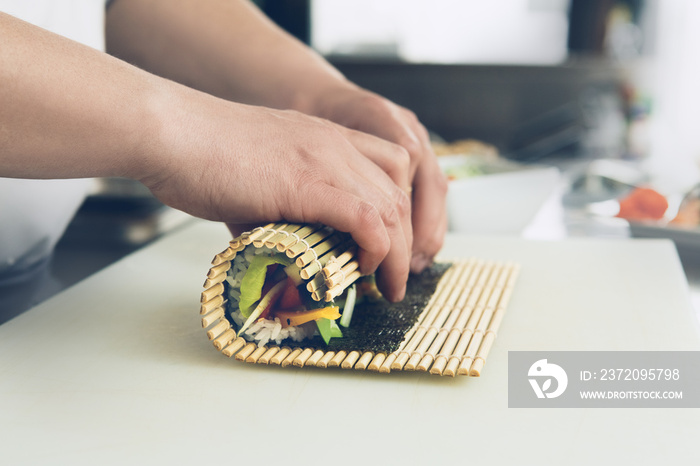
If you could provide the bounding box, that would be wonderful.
[299,243,345,280]
[368,353,386,372]
[459,334,484,376]
[293,348,314,367]
[258,346,280,364]
[213,328,236,350]
[341,351,361,369]
[282,348,302,367]
[286,228,333,259]
[222,337,247,357]
[208,261,231,278]
[322,246,357,278]
[380,354,396,373]
[235,342,258,361]
[317,351,336,368]
[306,350,325,367]
[306,273,325,294]
[469,333,494,376]
[311,286,327,302]
[325,261,359,289]
[300,262,321,281]
[270,347,292,365]
[296,247,320,270]
[246,345,269,364]
[390,353,410,371]
[324,270,361,301]
[253,225,283,248]
[458,357,474,376]
[207,319,230,340]
[203,272,227,289]
[469,357,486,377]
[200,295,224,315]
[296,234,342,268]
[355,352,374,370]
[201,283,225,303]
[241,223,276,245]
[211,247,235,266]
[276,225,318,252]
[429,354,450,376]
[328,351,347,368]
[201,307,225,328]
[265,224,300,249]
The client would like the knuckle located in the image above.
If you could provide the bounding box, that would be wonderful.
[394,145,411,171]
[355,201,390,255]
[362,93,389,112]
[394,188,412,219]
[382,198,401,226]
[384,145,411,181]
[397,135,423,162]
[402,107,418,121]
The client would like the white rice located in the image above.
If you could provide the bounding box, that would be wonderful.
[234,314,315,347]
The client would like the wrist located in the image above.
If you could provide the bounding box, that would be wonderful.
[289,76,360,118]
[120,77,186,185]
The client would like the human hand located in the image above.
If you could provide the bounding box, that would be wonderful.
[306,86,448,273]
[137,88,413,301]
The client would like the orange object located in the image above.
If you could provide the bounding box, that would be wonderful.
[275,306,341,328]
[616,187,668,221]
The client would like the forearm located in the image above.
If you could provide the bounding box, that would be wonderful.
[0,12,167,180]
[105,0,354,113]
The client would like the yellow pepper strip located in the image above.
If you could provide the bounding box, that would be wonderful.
[275,306,341,328]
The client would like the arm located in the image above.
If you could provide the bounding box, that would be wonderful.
[106,0,448,272]
[0,11,410,301]
[105,0,348,112]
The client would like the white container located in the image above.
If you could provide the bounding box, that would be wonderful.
[439,154,560,235]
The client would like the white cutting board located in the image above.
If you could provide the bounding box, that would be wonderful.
[1,220,698,465]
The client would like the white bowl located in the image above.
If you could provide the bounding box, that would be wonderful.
[439,155,560,235]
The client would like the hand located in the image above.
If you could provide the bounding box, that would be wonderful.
[138,88,413,301]
[307,85,448,273]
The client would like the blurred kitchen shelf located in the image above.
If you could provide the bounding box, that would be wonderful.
[52,181,197,292]
[59,196,195,248]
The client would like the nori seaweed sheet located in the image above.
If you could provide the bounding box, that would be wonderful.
[224,262,451,354]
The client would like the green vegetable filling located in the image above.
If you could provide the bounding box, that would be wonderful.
[238,254,292,317]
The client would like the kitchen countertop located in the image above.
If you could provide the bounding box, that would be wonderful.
[1,219,699,465]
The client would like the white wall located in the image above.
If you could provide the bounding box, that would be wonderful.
[312,0,570,65]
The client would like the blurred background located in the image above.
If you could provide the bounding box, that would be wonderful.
[52,0,700,297]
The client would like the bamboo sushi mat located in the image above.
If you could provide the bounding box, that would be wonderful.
[200,224,520,377]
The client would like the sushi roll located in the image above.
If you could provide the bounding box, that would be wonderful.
[200,223,520,376]
[218,223,375,348]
